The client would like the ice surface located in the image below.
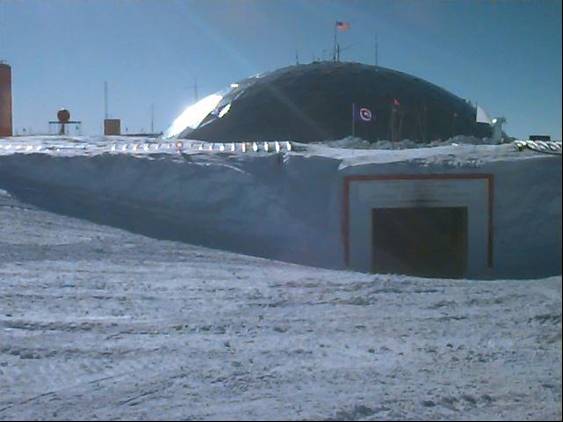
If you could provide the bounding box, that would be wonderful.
[0,188,561,420]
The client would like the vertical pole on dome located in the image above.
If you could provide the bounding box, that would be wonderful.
[352,103,356,137]
[333,22,337,62]
[374,33,379,66]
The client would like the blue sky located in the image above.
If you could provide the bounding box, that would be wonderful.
[0,0,561,138]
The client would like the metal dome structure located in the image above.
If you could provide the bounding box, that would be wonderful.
[164,62,492,143]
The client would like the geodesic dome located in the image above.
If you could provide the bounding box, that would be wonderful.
[164,61,492,143]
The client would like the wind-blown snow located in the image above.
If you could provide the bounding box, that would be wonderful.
[0,189,561,420]
[315,135,508,150]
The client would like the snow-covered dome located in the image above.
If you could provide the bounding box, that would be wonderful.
[165,61,492,143]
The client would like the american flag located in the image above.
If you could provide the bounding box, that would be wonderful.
[336,21,351,31]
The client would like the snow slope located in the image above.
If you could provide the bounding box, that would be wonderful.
[0,188,561,420]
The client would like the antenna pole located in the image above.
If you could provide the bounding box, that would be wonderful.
[375,34,379,66]
[150,103,154,133]
[333,22,337,61]
[0,1,3,59]
[104,81,108,119]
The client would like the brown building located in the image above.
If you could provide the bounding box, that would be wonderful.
[0,63,13,137]
[104,118,121,135]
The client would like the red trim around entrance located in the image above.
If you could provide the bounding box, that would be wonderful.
[342,174,495,268]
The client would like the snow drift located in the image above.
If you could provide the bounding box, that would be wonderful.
[0,136,560,278]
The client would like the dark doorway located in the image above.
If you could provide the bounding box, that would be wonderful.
[372,207,468,278]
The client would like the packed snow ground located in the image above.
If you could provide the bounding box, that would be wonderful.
[0,186,561,420]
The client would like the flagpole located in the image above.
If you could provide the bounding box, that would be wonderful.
[352,103,356,137]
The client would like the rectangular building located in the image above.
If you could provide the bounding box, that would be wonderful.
[104,119,121,136]
[0,63,13,137]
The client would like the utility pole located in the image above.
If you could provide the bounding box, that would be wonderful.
[295,50,299,65]
[150,103,154,134]
[104,81,108,119]
[193,78,199,102]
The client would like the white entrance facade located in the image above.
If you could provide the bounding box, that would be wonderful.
[343,174,493,277]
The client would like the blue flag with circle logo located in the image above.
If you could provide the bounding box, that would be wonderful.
[352,104,375,123]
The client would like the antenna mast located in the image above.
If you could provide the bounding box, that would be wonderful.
[0,0,5,61]
[333,22,337,61]
[374,34,379,66]
[104,81,108,119]
[150,103,154,133]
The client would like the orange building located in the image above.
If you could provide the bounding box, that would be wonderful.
[0,63,13,137]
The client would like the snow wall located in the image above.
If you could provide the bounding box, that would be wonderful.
[0,137,560,279]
